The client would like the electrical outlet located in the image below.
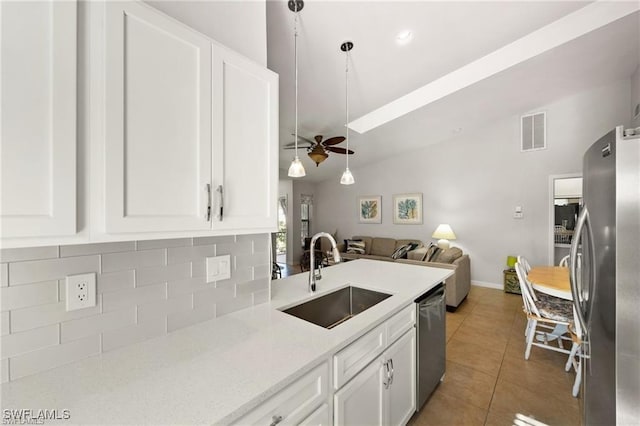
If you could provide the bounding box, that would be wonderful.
[66,273,97,311]
[206,255,231,283]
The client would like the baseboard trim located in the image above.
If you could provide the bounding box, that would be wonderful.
[471,280,502,290]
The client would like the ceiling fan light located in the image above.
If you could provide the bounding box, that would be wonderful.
[308,146,328,166]
[288,157,306,177]
[340,168,355,185]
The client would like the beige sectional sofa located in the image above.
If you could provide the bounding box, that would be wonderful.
[337,236,471,309]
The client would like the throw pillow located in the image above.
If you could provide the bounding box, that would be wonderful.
[433,247,463,264]
[424,243,441,262]
[391,244,412,260]
[345,239,366,255]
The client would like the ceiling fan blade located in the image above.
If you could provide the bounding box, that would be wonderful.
[283,143,313,150]
[326,146,354,155]
[322,136,345,146]
[290,133,315,145]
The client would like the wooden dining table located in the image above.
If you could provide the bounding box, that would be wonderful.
[528,266,572,300]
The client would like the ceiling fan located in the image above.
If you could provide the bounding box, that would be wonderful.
[284,135,354,167]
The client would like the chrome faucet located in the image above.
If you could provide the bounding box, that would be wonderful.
[309,232,341,292]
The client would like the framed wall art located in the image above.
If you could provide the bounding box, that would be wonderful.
[393,193,422,224]
[358,196,382,224]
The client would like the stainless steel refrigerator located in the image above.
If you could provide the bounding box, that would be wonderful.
[570,125,640,425]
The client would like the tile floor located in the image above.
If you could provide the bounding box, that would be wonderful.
[409,285,581,426]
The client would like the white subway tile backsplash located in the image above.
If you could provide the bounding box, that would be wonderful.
[193,235,235,246]
[167,306,215,333]
[61,307,136,343]
[0,263,8,287]
[167,244,216,265]
[9,255,99,286]
[0,246,58,263]
[216,293,253,317]
[1,312,9,336]
[1,281,58,311]
[11,300,101,333]
[9,335,100,380]
[236,278,269,295]
[1,233,271,382]
[98,270,135,294]
[137,238,193,250]
[137,294,192,324]
[102,319,165,353]
[136,263,190,287]
[102,283,166,313]
[253,289,269,305]
[1,324,59,359]
[60,241,136,257]
[166,277,209,299]
[102,249,165,273]
[235,252,269,270]
[1,358,8,383]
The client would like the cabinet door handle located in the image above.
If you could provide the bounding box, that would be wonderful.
[389,358,394,386]
[206,184,212,221]
[216,185,224,221]
[383,360,390,389]
[269,415,283,426]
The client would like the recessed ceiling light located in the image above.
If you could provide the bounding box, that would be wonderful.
[396,30,413,45]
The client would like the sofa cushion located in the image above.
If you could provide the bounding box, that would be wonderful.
[407,247,428,261]
[433,247,463,264]
[391,244,412,260]
[352,236,373,255]
[370,238,397,257]
[395,239,423,251]
[345,239,366,255]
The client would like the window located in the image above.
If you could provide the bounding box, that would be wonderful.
[300,194,313,247]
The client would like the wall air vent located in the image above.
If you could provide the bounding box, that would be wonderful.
[521,111,546,152]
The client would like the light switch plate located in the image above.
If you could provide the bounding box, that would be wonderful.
[514,205,524,219]
[206,255,231,283]
[66,273,97,311]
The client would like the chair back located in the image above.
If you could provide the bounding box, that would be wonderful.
[517,255,532,273]
[516,262,540,317]
[559,255,570,267]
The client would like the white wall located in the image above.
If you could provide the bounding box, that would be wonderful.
[145,1,267,66]
[314,79,631,286]
[290,180,317,265]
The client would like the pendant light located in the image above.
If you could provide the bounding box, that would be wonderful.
[287,0,306,178]
[340,41,355,185]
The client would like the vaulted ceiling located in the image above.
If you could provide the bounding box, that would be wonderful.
[267,1,640,182]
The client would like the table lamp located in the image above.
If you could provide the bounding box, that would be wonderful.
[432,224,456,249]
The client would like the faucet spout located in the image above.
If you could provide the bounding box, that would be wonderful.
[309,232,341,292]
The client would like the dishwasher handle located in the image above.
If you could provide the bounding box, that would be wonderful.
[415,282,445,304]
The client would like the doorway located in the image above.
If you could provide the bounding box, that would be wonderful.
[276,196,287,265]
[548,174,583,265]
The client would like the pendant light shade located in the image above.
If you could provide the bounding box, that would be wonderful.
[340,168,355,185]
[287,1,306,178]
[340,41,355,185]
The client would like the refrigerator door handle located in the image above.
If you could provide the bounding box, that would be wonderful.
[570,206,589,333]
[583,211,597,331]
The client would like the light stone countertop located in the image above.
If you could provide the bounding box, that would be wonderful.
[1,259,452,425]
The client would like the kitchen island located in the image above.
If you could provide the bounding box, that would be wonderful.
[1,260,451,425]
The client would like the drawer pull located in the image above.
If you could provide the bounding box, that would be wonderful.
[270,415,283,426]
[389,358,394,386]
[383,360,390,389]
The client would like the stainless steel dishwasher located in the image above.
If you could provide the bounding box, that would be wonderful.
[415,282,446,410]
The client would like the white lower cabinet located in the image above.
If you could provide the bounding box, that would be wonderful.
[299,404,331,426]
[334,328,416,426]
[234,362,329,426]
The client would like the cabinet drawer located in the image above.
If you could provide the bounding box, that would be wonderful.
[299,403,331,426]
[333,323,386,389]
[234,362,329,425]
[386,304,416,344]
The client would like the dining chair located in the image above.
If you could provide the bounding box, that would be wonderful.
[559,255,570,267]
[517,255,532,274]
[565,306,586,397]
[515,262,573,359]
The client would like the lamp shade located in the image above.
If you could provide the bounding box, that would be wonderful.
[340,168,355,185]
[287,157,306,177]
[432,224,456,240]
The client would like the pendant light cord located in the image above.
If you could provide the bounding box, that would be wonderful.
[294,9,299,159]
[345,48,349,169]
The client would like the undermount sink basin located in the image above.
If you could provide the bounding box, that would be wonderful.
[281,286,392,329]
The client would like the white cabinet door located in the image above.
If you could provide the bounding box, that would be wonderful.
[104,1,212,233]
[386,329,417,426]
[212,46,278,231]
[299,404,331,426]
[0,0,76,238]
[333,357,385,426]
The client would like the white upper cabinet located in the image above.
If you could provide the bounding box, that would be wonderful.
[212,46,278,231]
[103,1,212,233]
[0,0,77,238]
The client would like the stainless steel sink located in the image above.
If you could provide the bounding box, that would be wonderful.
[281,286,392,329]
